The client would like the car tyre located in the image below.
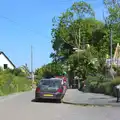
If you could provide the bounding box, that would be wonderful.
[56,99,61,103]
[35,98,38,102]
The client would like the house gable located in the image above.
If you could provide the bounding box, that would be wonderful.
[0,52,15,69]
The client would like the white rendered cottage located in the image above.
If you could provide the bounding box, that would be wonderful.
[0,52,15,69]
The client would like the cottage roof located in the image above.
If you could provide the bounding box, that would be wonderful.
[0,51,15,68]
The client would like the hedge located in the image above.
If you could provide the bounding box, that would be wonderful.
[0,73,32,96]
[86,76,120,97]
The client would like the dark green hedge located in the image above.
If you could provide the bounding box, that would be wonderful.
[86,76,120,97]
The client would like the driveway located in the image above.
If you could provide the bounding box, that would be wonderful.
[0,90,120,120]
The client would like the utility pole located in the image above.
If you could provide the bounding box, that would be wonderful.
[110,27,113,66]
[31,45,34,83]
[78,27,81,61]
[109,26,115,79]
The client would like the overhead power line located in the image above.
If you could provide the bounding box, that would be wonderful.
[0,15,44,36]
[0,15,17,24]
[57,0,97,3]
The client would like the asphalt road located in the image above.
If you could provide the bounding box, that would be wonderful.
[0,91,120,120]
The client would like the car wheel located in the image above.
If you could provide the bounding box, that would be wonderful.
[35,97,40,102]
[61,94,64,99]
[56,99,61,103]
[34,98,38,102]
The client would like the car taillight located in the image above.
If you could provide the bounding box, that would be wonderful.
[57,88,63,93]
[36,87,40,93]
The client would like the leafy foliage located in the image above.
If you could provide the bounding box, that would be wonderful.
[87,75,120,97]
[35,62,64,79]
[50,0,120,83]
[0,68,31,96]
[37,0,120,94]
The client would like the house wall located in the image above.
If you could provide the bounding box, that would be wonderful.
[0,54,14,69]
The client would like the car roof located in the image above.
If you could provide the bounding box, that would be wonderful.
[41,78,49,81]
[41,78,63,81]
[39,78,63,85]
[50,78,63,81]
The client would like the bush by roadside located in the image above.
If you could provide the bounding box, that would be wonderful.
[0,68,32,96]
[86,75,120,97]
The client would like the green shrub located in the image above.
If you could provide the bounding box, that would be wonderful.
[0,69,32,96]
[111,77,120,86]
[116,67,120,76]
[103,82,112,95]
[110,77,120,96]
[12,76,31,92]
[87,75,120,97]
[88,81,98,92]
[87,74,108,93]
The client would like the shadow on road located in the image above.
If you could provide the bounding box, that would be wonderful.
[31,99,61,104]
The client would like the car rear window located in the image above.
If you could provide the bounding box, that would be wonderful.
[50,80,61,87]
[40,79,61,87]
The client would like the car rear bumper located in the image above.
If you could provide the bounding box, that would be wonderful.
[35,92,64,100]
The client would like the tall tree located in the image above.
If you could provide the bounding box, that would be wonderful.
[104,0,120,44]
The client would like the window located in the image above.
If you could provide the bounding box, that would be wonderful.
[40,80,61,87]
[40,80,50,85]
[4,64,8,69]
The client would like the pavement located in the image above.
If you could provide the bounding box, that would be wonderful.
[0,90,120,120]
[62,89,120,107]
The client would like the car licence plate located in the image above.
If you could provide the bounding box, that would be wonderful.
[43,94,53,97]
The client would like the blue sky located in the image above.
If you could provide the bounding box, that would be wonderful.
[0,0,104,71]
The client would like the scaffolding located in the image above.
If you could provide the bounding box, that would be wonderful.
[113,43,120,66]
[106,43,120,66]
